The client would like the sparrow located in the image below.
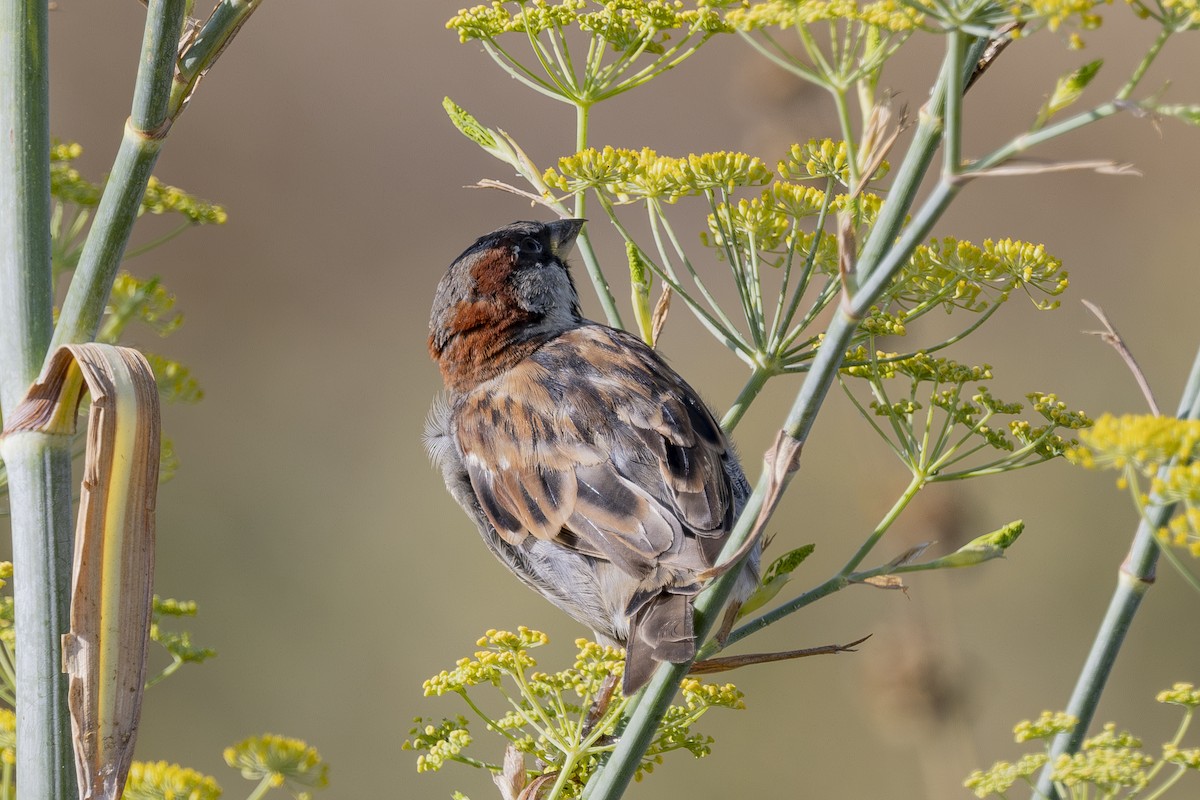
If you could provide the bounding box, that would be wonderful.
[425,219,759,694]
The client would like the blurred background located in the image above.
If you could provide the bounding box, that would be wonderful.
[34,3,1200,798]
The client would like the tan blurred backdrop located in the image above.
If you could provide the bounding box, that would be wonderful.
[35,4,1200,798]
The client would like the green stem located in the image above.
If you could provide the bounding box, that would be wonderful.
[0,639,17,705]
[944,29,964,177]
[1142,709,1191,788]
[570,102,624,329]
[971,101,1120,174]
[840,474,925,574]
[1144,767,1188,800]
[1116,27,1171,102]
[0,0,53,414]
[547,751,583,800]
[0,0,77,795]
[457,690,520,746]
[50,0,189,353]
[831,86,861,194]
[596,197,748,357]
[170,0,263,117]
[720,473,925,651]
[655,202,745,343]
[243,775,274,800]
[0,435,76,800]
[583,42,970,800]
[855,33,993,284]
[143,656,183,690]
[1034,340,1200,799]
[122,221,193,260]
[721,366,772,433]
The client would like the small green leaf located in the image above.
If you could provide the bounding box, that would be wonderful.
[443,96,498,151]
[738,544,814,617]
[924,521,1024,569]
[1036,60,1102,128]
[763,543,815,583]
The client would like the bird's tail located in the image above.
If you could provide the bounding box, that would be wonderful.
[622,591,694,695]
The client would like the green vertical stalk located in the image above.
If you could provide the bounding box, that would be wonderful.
[1035,343,1200,799]
[583,34,969,795]
[1,438,75,800]
[0,0,77,796]
[568,100,624,329]
[50,0,188,352]
[0,0,52,412]
[856,34,991,283]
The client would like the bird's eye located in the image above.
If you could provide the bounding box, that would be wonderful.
[520,236,544,255]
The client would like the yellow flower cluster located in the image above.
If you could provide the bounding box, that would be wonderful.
[1158,682,1200,706]
[448,0,730,45]
[140,176,227,225]
[678,678,745,710]
[49,141,102,207]
[546,147,770,202]
[407,630,745,794]
[424,627,548,695]
[223,734,328,791]
[859,309,907,337]
[1163,743,1200,769]
[892,237,1068,314]
[403,716,474,773]
[1068,414,1200,473]
[963,752,1049,798]
[725,0,920,32]
[1052,747,1153,793]
[1015,711,1080,741]
[123,761,222,800]
[780,139,850,183]
[0,709,12,768]
[1014,0,1106,31]
[1156,0,1200,26]
[966,686,1200,798]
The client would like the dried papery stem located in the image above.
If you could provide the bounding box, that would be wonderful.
[5,344,161,800]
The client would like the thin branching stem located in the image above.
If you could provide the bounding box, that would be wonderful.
[1117,26,1171,102]
[595,196,746,355]
[722,367,773,433]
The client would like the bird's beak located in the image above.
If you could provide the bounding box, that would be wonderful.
[547,218,585,258]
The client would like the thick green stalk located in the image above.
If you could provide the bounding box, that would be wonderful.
[1035,343,1200,799]
[0,0,53,412]
[50,0,188,352]
[856,34,993,283]
[0,1,77,796]
[0,437,75,800]
[584,37,969,799]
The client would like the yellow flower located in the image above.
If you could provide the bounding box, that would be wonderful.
[223,734,328,792]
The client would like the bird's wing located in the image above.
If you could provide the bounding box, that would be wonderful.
[453,325,735,580]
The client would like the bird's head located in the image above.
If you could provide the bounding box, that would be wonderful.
[428,219,585,391]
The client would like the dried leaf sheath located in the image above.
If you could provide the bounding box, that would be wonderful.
[3,343,161,800]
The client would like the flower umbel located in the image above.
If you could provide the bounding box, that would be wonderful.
[406,629,744,798]
[123,761,222,800]
[967,686,1200,798]
[223,734,329,796]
